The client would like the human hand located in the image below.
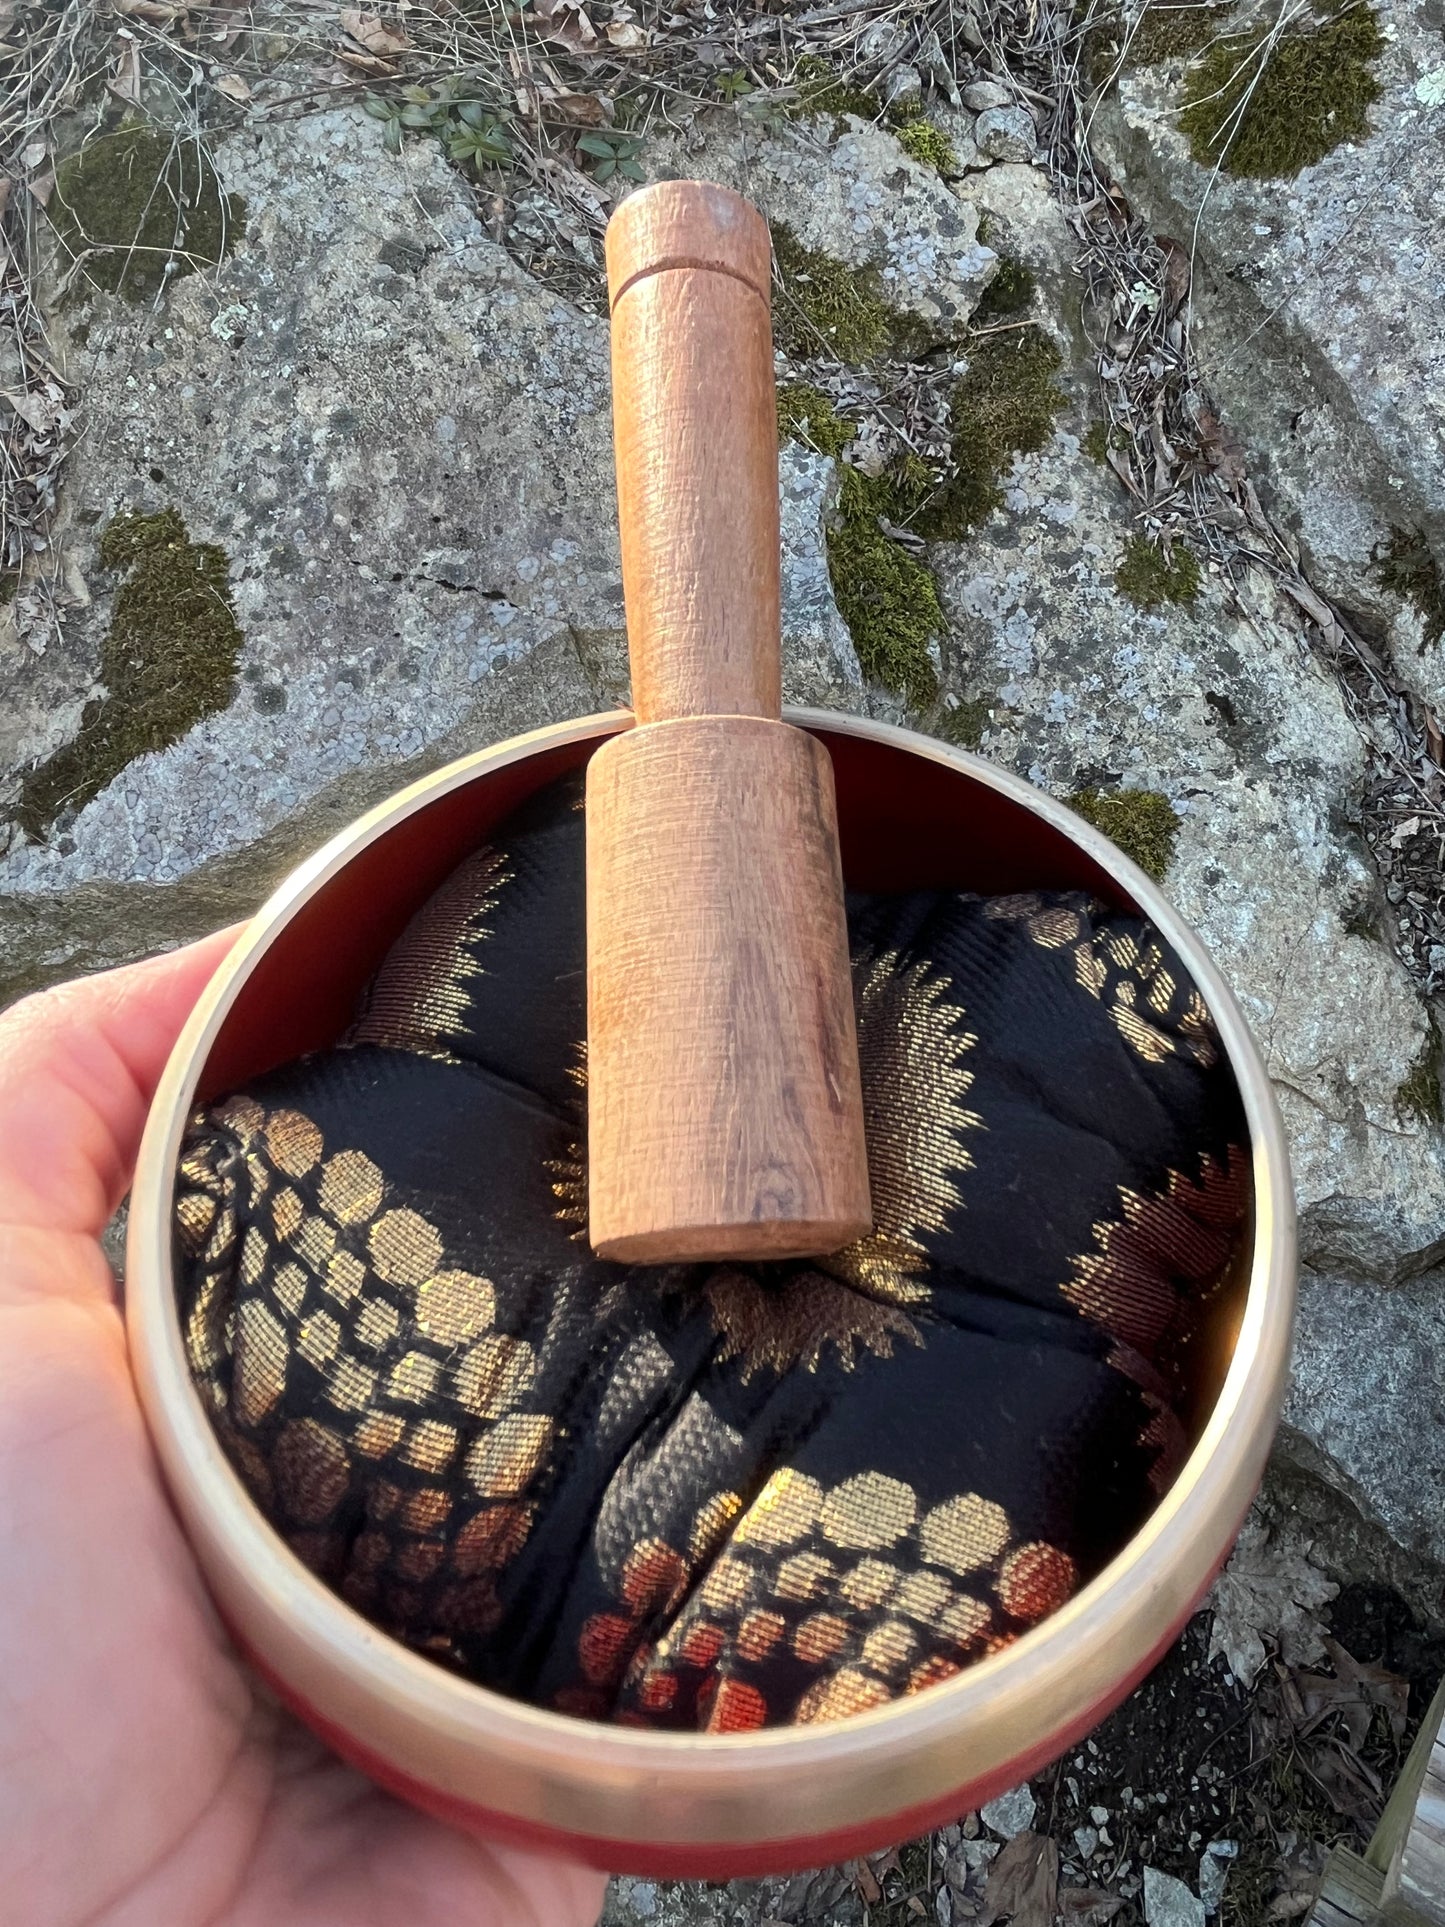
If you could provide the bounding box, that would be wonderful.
[0,934,608,1927]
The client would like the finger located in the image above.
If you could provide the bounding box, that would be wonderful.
[0,928,245,1237]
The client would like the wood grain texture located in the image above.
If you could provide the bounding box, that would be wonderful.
[607,182,781,724]
[1398,1709,1445,1925]
[586,716,872,1263]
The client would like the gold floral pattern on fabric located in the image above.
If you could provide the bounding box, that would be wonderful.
[348,846,510,1055]
[825,949,981,1306]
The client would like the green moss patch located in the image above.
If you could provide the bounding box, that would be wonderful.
[829,466,943,708]
[777,383,942,708]
[1121,1,1227,66]
[974,256,1037,323]
[1116,534,1201,608]
[1068,787,1180,881]
[1178,5,1383,179]
[50,124,244,300]
[788,53,881,123]
[776,381,855,460]
[1397,1012,1443,1126]
[15,510,242,838]
[772,225,930,364]
[1373,527,1445,647]
[934,697,993,750]
[896,119,957,173]
[914,325,1067,539]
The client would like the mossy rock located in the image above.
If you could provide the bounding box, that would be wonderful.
[1397,1012,1443,1127]
[1178,5,1383,179]
[895,119,958,174]
[772,226,932,365]
[15,510,242,839]
[913,324,1068,540]
[1116,534,1201,608]
[974,256,1037,324]
[828,467,943,709]
[776,381,855,461]
[1068,787,1180,882]
[50,124,245,300]
[776,384,941,708]
[1373,527,1445,647]
[788,53,881,124]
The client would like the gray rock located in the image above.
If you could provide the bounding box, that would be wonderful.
[1094,0,1445,709]
[884,63,925,114]
[1198,1842,1238,1916]
[974,105,1037,162]
[981,1782,1037,1838]
[1143,1867,1206,1927]
[932,433,1445,1285]
[1279,1269,1445,1567]
[963,79,1012,111]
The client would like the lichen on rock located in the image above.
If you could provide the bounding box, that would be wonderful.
[49,123,245,299]
[1177,4,1384,179]
[15,509,241,838]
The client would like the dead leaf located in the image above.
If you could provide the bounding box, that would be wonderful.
[977,1831,1059,1927]
[531,0,598,51]
[1292,1638,1408,1751]
[113,0,188,20]
[1157,234,1191,316]
[339,8,409,54]
[4,389,62,434]
[1426,712,1444,765]
[853,1860,883,1905]
[549,87,608,122]
[605,17,646,47]
[0,177,10,222]
[1059,1888,1125,1927]
[27,168,55,207]
[1300,1733,1383,1829]
[213,71,251,100]
[19,139,47,171]
[107,37,143,105]
[335,45,395,72]
[1207,1516,1337,1686]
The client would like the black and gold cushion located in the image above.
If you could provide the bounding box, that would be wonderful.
[176,775,1247,1732]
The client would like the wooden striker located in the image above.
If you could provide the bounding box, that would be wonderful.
[586,180,873,1265]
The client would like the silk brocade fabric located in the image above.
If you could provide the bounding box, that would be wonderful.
[176,775,1248,1733]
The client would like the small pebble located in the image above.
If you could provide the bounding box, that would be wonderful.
[981,1783,1037,1839]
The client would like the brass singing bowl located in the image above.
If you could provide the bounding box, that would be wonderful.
[127,708,1295,1878]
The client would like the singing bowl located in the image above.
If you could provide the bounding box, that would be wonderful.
[127,707,1295,1879]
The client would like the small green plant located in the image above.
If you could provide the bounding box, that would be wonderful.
[895,119,957,173]
[448,101,514,172]
[716,68,755,101]
[1115,534,1201,608]
[366,87,513,171]
[1178,5,1383,178]
[1068,788,1180,882]
[576,130,645,184]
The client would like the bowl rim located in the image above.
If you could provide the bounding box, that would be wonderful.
[127,705,1296,1847]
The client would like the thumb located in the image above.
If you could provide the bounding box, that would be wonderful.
[0,929,244,1238]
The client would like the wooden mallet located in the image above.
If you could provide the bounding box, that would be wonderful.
[585,180,874,1266]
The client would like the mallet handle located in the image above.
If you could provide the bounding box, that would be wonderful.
[606,182,782,725]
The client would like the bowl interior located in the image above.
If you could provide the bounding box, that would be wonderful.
[201,723,1133,1098]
